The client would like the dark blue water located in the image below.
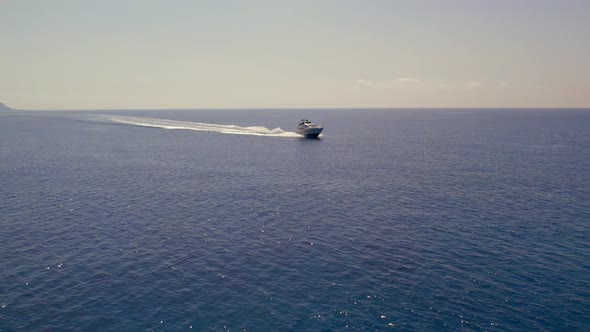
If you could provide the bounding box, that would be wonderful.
[1,109,589,331]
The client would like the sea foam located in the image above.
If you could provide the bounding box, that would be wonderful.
[100,115,301,138]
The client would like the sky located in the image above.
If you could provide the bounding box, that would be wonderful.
[1,0,589,110]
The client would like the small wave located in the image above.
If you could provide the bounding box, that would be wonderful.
[98,115,302,138]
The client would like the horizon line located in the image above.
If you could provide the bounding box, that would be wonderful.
[7,107,590,112]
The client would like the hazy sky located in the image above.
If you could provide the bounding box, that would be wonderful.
[1,0,589,109]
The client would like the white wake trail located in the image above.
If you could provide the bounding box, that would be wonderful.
[100,115,301,138]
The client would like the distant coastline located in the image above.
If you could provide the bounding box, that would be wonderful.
[0,102,17,111]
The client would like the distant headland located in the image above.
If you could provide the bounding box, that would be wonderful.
[0,102,17,111]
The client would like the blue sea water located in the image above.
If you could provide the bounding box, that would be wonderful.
[1,108,589,331]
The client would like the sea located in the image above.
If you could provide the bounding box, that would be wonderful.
[1,108,589,331]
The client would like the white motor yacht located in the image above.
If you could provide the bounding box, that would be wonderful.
[296,119,323,138]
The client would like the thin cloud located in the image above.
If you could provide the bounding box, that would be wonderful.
[355,79,393,89]
[355,79,374,88]
[465,81,482,90]
[397,77,423,84]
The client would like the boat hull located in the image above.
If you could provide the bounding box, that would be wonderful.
[303,133,321,138]
[296,127,323,138]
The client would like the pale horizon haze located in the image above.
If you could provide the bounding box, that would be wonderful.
[1,0,589,110]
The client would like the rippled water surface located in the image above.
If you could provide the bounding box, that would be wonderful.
[1,109,589,331]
